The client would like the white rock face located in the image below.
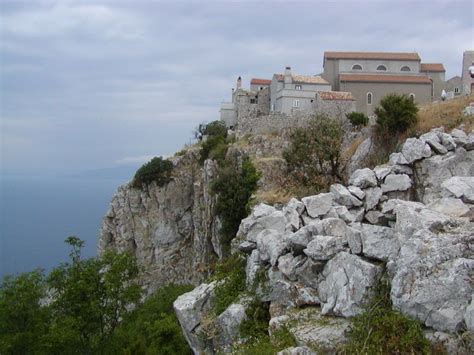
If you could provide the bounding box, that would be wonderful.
[304,235,347,261]
[389,227,474,332]
[284,198,305,231]
[349,168,378,188]
[330,183,363,207]
[239,208,288,243]
[348,185,365,200]
[420,131,448,154]
[364,187,383,211]
[464,296,474,331]
[318,252,382,317]
[389,152,409,165]
[256,229,288,266]
[277,346,317,355]
[216,303,247,348]
[427,197,470,218]
[401,138,432,163]
[381,174,412,192]
[354,223,399,261]
[173,281,218,354]
[441,176,474,203]
[246,249,261,287]
[302,193,334,218]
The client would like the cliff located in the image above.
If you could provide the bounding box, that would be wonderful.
[173,128,474,354]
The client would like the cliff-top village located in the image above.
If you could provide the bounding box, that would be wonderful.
[220,50,474,132]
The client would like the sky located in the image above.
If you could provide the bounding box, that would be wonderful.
[1,0,473,176]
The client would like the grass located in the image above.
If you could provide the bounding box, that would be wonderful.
[414,94,474,135]
[254,189,293,205]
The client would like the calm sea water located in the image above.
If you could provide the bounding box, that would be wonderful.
[1,176,126,277]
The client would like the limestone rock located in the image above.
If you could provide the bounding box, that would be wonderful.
[304,235,347,261]
[349,168,378,188]
[239,207,288,243]
[401,137,432,163]
[389,227,474,332]
[216,303,247,349]
[256,229,288,266]
[441,176,474,203]
[389,152,409,165]
[364,210,386,225]
[284,198,304,231]
[278,253,306,281]
[294,258,325,289]
[381,174,412,193]
[450,128,468,148]
[173,281,217,354]
[330,183,363,207]
[348,185,365,200]
[420,131,448,154]
[238,241,256,253]
[464,295,474,331]
[320,217,348,237]
[348,137,373,176]
[439,132,456,151]
[246,249,261,287]
[318,252,382,317]
[277,346,317,355]
[373,164,392,181]
[364,187,383,211]
[289,223,324,253]
[427,197,470,218]
[346,226,362,255]
[302,193,334,218]
[353,223,399,261]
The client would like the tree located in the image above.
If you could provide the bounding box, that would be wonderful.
[283,115,344,189]
[0,270,50,354]
[132,156,173,189]
[45,237,141,353]
[194,120,227,142]
[375,94,418,134]
[346,111,369,128]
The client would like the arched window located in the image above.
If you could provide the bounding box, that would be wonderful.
[377,65,387,71]
[409,93,415,102]
[352,64,363,71]
[367,92,373,105]
[401,66,411,72]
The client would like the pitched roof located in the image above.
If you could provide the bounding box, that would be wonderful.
[420,63,445,72]
[250,78,272,85]
[339,74,432,84]
[317,91,355,101]
[324,51,421,61]
[274,74,329,85]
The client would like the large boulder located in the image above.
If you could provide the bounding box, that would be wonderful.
[215,303,248,349]
[304,235,347,261]
[237,204,288,243]
[173,281,218,354]
[352,223,399,261]
[302,193,334,218]
[401,137,432,163]
[441,176,474,203]
[349,168,378,188]
[381,174,412,193]
[256,229,289,266]
[318,252,382,317]
[330,184,363,207]
[389,226,474,332]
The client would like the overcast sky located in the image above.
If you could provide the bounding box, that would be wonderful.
[1,0,473,175]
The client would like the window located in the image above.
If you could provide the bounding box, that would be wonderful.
[271,103,275,111]
[352,64,363,71]
[295,84,302,91]
[454,87,460,94]
[250,98,256,104]
[367,92,373,105]
[409,93,415,102]
[376,65,387,71]
[293,99,300,108]
[400,66,411,72]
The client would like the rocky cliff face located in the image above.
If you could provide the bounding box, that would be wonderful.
[98,136,289,291]
[173,127,474,354]
[98,148,221,290]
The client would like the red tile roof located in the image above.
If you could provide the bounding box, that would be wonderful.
[420,63,445,72]
[274,74,329,85]
[317,91,355,101]
[250,78,272,85]
[339,74,432,84]
[325,51,420,61]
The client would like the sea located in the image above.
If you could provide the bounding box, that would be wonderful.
[1,174,131,278]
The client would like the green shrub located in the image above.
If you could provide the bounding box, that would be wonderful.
[211,157,260,253]
[346,111,369,127]
[106,284,193,354]
[211,254,246,316]
[345,274,430,354]
[283,115,344,189]
[132,156,173,189]
[375,94,419,134]
[194,120,228,142]
[199,135,228,164]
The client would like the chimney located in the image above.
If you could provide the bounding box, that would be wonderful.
[236,76,242,89]
[284,66,292,86]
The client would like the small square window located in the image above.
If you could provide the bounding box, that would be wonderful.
[293,99,300,108]
[295,84,302,91]
[250,98,256,104]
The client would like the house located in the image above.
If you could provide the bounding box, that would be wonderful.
[270,67,331,114]
[322,51,436,115]
[420,63,445,100]
[250,78,271,92]
[445,76,462,98]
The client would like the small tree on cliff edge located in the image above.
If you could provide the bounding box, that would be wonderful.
[375,94,418,135]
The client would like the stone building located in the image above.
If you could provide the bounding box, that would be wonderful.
[445,76,462,98]
[270,67,331,114]
[322,51,442,116]
[461,50,474,95]
[250,78,271,92]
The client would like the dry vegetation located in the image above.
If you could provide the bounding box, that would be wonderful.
[415,94,474,134]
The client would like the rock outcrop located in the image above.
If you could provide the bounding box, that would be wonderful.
[174,127,474,353]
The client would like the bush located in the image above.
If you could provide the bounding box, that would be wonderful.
[346,111,369,127]
[194,120,228,142]
[211,254,246,316]
[199,135,228,164]
[106,284,193,354]
[375,94,419,134]
[345,274,430,354]
[211,157,260,252]
[132,156,173,189]
[283,115,344,189]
